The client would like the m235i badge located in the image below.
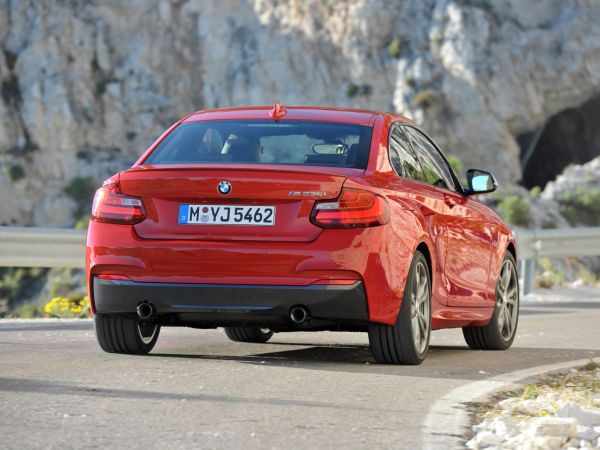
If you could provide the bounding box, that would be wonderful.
[288,191,328,197]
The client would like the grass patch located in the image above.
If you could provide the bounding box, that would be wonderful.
[521,385,543,400]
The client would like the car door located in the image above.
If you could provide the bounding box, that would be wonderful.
[404,127,494,308]
[387,123,449,306]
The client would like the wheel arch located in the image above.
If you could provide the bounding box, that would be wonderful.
[506,241,517,263]
[416,241,432,277]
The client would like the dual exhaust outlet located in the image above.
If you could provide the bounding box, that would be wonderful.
[137,301,309,325]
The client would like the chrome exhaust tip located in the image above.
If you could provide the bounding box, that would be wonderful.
[290,306,309,325]
[136,302,155,320]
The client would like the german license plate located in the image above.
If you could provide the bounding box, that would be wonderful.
[178,204,275,226]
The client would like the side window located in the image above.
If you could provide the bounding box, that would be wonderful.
[405,127,456,191]
[388,125,424,181]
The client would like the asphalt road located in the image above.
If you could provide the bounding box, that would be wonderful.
[1,287,600,450]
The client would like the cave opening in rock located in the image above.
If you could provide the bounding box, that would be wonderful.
[518,94,600,189]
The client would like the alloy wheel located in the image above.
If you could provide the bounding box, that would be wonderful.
[496,259,518,341]
[411,261,430,354]
[137,322,159,344]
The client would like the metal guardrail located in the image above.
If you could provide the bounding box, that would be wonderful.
[515,227,600,294]
[0,226,599,295]
[0,227,86,269]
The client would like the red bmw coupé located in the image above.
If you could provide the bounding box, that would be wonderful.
[87,104,519,364]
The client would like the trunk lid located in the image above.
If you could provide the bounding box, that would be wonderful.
[119,164,357,242]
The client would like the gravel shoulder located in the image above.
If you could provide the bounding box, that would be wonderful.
[466,363,600,449]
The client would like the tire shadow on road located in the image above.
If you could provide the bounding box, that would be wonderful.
[147,345,600,380]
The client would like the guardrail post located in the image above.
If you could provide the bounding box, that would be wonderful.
[521,259,535,295]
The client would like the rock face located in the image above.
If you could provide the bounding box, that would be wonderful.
[1,0,600,226]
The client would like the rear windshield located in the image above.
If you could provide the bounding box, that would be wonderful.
[144,120,373,169]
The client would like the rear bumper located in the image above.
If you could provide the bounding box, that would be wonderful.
[87,220,415,325]
[93,277,369,325]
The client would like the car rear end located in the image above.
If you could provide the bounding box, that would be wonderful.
[87,107,401,334]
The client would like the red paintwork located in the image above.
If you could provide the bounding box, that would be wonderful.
[87,106,516,328]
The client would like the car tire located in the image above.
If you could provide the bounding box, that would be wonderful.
[368,250,431,365]
[94,314,160,354]
[463,252,519,350]
[224,327,274,343]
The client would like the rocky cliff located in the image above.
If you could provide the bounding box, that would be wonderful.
[1,0,600,227]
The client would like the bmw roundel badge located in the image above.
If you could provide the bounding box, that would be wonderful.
[217,180,232,195]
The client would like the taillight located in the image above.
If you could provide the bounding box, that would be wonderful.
[310,188,389,229]
[91,182,146,225]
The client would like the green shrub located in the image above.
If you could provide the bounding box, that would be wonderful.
[578,267,597,285]
[47,268,85,299]
[76,149,92,162]
[403,75,416,89]
[90,56,101,74]
[387,38,404,58]
[1,75,21,105]
[497,195,530,226]
[3,48,18,71]
[536,258,566,288]
[347,83,359,98]
[558,189,600,226]
[530,186,541,198]
[7,301,43,319]
[74,217,89,230]
[6,164,25,182]
[431,33,444,45]
[346,83,372,98]
[65,176,97,219]
[414,90,434,109]
[0,268,47,317]
[584,360,599,371]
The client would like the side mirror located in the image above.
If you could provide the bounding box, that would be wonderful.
[466,169,496,194]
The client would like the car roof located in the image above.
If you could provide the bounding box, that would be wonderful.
[183,105,414,127]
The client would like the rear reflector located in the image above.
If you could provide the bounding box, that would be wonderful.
[96,274,131,281]
[312,279,359,285]
[310,188,389,228]
[91,182,146,225]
